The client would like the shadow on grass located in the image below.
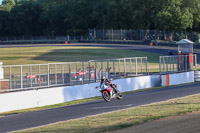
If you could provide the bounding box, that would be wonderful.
[32,48,160,63]
[32,48,124,62]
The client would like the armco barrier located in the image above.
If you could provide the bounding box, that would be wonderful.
[161,71,194,86]
[0,75,160,113]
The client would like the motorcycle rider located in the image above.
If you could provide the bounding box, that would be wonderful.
[100,76,120,94]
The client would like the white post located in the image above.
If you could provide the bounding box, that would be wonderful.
[0,62,4,79]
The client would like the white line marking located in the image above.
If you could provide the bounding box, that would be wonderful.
[92,104,134,109]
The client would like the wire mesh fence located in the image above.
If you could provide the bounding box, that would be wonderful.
[159,54,197,74]
[1,29,200,44]
[87,29,200,44]
[1,57,148,92]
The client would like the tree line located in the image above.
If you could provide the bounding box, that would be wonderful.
[0,0,200,36]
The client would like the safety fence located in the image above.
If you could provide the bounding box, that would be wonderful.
[88,29,200,44]
[2,57,148,91]
[159,54,197,74]
[1,29,200,44]
[0,35,70,42]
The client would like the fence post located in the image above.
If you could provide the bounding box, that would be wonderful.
[103,29,105,40]
[47,64,49,87]
[173,56,175,72]
[62,64,64,84]
[112,29,114,41]
[30,65,32,88]
[136,58,137,76]
[10,66,12,89]
[145,57,148,75]
[39,64,41,87]
[107,60,110,79]
[20,65,23,89]
[95,61,97,82]
[130,58,132,74]
[140,58,142,73]
[121,29,123,40]
[124,58,126,77]
[118,60,120,77]
[82,62,84,84]
[69,63,71,85]
[195,54,197,70]
[94,28,96,39]
[113,61,116,76]
[89,61,91,83]
[55,64,57,85]
[159,57,161,74]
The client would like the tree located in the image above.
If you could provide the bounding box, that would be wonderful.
[1,0,15,11]
[154,0,198,31]
[6,1,43,35]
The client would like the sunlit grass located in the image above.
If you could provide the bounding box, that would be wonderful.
[0,46,160,65]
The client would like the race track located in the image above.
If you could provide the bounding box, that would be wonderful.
[0,43,200,132]
[0,82,200,132]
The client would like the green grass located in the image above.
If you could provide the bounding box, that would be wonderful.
[14,93,200,133]
[0,46,160,65]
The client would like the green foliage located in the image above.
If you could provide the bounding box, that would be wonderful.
[1,0,15,11]
[0,0,200,36]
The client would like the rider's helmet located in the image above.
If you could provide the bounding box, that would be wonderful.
[101,76,106,83]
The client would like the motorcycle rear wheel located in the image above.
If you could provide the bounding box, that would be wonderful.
[102,91,111,102]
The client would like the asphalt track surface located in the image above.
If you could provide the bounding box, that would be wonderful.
[1,83,200,132]
[0,43,200,132]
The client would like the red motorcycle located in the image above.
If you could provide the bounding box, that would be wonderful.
[96,79,123,102]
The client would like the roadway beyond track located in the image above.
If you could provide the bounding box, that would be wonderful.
[0,82,200,132]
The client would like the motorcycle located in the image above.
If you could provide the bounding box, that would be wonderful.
[96,79,123,102]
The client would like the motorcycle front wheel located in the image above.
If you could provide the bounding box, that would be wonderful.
[102,91,111,102]
[116,92,123,100]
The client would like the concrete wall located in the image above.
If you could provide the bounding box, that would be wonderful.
[0,75,160,113]
[161,71,194,86]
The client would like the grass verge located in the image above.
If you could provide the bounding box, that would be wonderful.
[14,93,200,133]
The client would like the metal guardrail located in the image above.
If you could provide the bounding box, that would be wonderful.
[1,57,148,92]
